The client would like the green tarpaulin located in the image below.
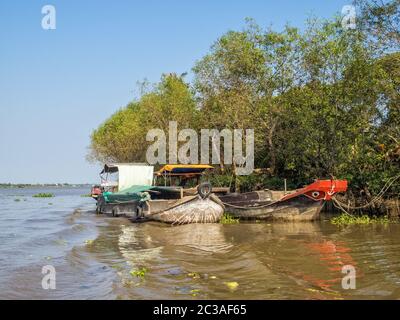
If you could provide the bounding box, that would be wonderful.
[103,185,154,203]
[102,185,185,204]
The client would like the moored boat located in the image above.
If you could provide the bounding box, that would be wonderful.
[93,163,154,216]
[92,163,347,223]
[218,180,348,222]
[138,190,224,225]
[94,163,225,224]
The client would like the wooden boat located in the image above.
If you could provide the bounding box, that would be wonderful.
[94,164,225,224]
[93,163,154,216]
[93,163,347,223]
[138,193,224,225]
[218,180,348,222]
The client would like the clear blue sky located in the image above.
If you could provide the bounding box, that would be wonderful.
[0,0,349,184]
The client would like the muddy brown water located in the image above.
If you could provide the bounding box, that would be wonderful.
[0,187,399,300]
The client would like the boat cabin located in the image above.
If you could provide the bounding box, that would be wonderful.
[154,164,230,196]
[97,163,154,192]
[92,163,229,201]
[154,164,213,187]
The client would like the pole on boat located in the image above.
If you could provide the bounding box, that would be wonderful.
[284,179,287,195]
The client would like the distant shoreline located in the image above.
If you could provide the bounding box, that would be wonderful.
[0,183,93,188]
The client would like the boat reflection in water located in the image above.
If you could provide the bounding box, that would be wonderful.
[112,221,348,299]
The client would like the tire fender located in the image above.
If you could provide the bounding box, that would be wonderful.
[197,182,212,199]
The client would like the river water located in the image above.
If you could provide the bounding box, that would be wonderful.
[0,187,399,300]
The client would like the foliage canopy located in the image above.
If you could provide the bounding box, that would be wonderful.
[89,1,399,198]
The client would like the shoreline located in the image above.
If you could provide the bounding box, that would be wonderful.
[0,184,92,189]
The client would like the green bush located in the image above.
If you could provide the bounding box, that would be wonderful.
[331,214,390,226]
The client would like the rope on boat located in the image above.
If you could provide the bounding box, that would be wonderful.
[332,174,400,215]
[145,195,199,216]
[221,174,400,213]
[219,199,280,210]
[147,194,222,225]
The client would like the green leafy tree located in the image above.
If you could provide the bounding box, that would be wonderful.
[88,73,198,163]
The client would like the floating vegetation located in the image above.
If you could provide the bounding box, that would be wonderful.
[331,214,390,226]
[190,289,201,297]
[80,194,92,197]
[48,203,53,205]
[187,272,201,279]
[224,281,239,291]
[220,213,239,224]
[130,267,148,278]
[33,193,54,198]
[306,288,343,299]
[14,198,21,202]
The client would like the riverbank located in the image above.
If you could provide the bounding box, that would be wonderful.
[324,198,400,218]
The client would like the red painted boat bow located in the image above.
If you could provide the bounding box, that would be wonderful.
[281,180,348,202]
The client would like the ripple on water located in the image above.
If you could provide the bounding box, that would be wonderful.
[1,187,400,300]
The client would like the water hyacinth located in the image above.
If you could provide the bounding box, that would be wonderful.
[33,193,54,198]
[224,281,239,291]
[331,214,390,226]
[220,213,239,224]
[130,267,148,278]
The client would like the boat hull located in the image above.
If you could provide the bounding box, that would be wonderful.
[220,193,325,222]
[142,194,224,225]
[96,195,140,217]
[96,193,225,224]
